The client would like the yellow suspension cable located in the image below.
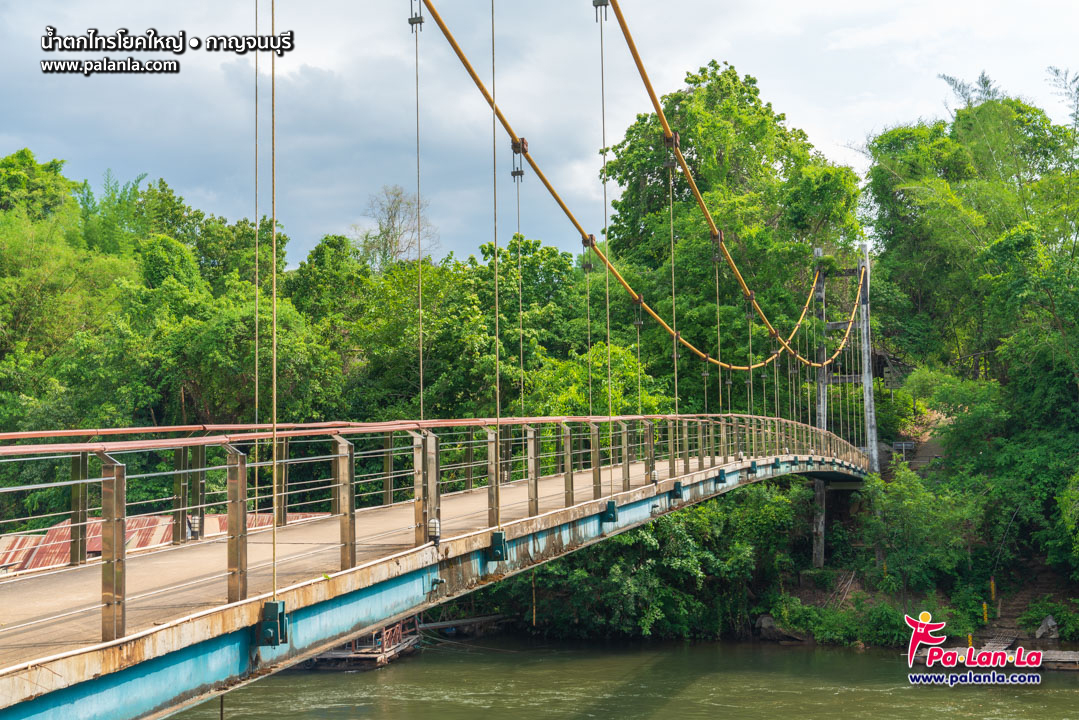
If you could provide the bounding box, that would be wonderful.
[422,0,861,373]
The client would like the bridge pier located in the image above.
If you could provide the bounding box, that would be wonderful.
[812,478,826,568]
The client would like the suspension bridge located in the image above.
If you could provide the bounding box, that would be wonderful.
[0,1,881,718]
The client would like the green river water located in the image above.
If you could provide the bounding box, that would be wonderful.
[177,638,1079,719]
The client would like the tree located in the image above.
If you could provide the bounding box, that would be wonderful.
[353,184,438,270]
[858,467,980,610]
[0,149,76,220]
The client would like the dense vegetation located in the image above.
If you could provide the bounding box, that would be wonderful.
[2,62,1077,647]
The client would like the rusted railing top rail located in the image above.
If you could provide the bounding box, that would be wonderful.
[0,414,855,458]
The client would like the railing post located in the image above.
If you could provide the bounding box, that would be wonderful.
[69,451,88,566]
[334,436,356,570]
[526,425,540,516]
[172,447,188,545]
[226,444,247,603]
[274,437,289,527]
[708,419,716,468]
[720,418,728,464]
[190,444,206,540]
[682,419,691,475]
[486,426,500,527]
[697,420,705,471]
[465,429,474,491]
[426,431,441,542]
[561,422,574,506]
[667,419,676,479]
[410,430,427,546]
[382,432,394,505]
[98,451,125,641]
[645,420,656,482]
[590,422,602,499]
[619,421,631,491]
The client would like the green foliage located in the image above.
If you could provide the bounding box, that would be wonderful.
[768,593,911,647]
[600,60,863,417]
[0,148,76,220]
[463,480,812,640]
[1017,595,1079,641]
[858,466,981,599]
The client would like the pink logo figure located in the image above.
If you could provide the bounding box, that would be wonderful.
[905,611,947,667]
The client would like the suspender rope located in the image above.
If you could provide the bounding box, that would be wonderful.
[253,0,260,513]
[597,0,614,494]
[668,163,679,419]
[270,0,278,601]
[411,0,425,420]
[514,152,524,418]
[713,237,724,414]
[490,0,502,524]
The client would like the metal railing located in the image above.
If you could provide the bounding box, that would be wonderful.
[0,414,865,644]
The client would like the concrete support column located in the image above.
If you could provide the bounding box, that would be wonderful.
[382,433,394,505]
[425,432,440,541]
[561,422,574,506]
[708,419,716,468]
[172,447,188,545]
[466,430,474,491]
[334,436,356,570]
[667,419,677,480]
[69,451,88,566]
[190,445,206,540]
[411,431,426,546]
[590,422,602,499]
[619,421,631,491]
[682,419,691,475]
[226,444,247,603]
[99,451,126,641]
[644,420,656,482]
[526,425,539,516]
[720,418,728,463]
[813,478,826,569]
[274,437,289,527]
[696,420,705,471]
[486,426,500,527]
[859,244,881,473]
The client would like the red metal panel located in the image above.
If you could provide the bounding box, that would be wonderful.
[0,535,44,573]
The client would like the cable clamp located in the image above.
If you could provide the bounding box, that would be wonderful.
[583,233,596,248]
[408,0,424,30]
[663,131,681,150]
[511,137,528,155]
[593,0,609,21]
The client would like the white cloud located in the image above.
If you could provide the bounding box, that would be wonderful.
[2,0,1077,265]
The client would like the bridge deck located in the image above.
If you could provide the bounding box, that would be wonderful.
[0,459,669,669]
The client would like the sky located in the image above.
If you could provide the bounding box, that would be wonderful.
[2,0,1077,266]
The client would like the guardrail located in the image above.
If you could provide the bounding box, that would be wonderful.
[0,414,866,643]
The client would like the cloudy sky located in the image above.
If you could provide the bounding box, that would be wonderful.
[2,1,1077,265]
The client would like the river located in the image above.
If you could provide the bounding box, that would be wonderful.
[177,638,1079,719]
